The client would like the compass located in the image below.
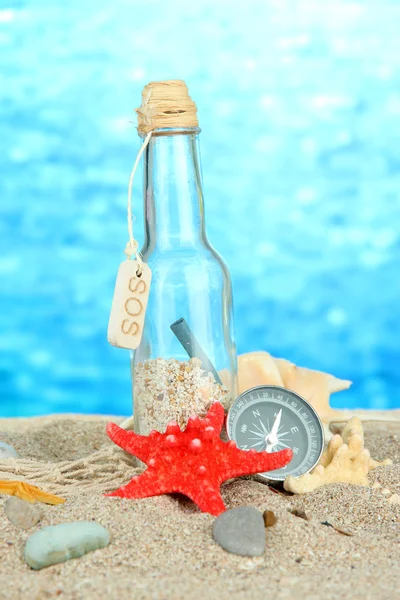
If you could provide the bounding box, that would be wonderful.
[227,385,324,481]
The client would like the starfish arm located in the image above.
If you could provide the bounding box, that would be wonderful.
[105,469,167,500]
[0,481,36,503]
[203,402,225,434]
[0,480,18,496]
[183,482,226,517]
[18,483,37,503]
[106,423,152,463]
[221,447,293,480]
[105,404,292,516]
[27,484,66,505]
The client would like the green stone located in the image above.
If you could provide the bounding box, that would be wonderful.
[24,521,110,570]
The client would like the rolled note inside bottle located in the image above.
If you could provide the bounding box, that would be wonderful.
[170,318,223,385]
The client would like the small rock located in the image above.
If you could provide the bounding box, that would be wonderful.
[388,494,400,505]
[263,509,277,527]
[0,442,19,460]
[371,481,382,489]
[289,507,309,520]
[212,506,265,557]
[5,497,42,530]
[25,521,110,570]
[381,488,391,496]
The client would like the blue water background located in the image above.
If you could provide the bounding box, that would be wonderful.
[1,1,399,416]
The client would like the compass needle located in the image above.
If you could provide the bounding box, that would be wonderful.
[227,385,324,482]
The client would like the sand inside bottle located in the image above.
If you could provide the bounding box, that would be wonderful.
[134,357,228,433]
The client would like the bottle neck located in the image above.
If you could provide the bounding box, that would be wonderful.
[143,128,206,252]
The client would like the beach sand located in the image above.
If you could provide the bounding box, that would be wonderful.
[0,415,399,600]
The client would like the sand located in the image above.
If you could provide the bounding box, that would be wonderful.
[0,415,399,600]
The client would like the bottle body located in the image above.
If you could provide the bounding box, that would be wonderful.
[131,128,237,434]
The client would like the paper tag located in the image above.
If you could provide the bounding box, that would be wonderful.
[107,260,152,350]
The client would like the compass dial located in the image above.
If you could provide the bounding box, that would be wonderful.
[227,386,324,481]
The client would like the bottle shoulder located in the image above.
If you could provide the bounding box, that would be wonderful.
[142,242,227,265]
[141,243,232,283]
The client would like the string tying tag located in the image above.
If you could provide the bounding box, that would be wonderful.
[108,79,196,351]
[124,131,152,274]
[107,130,153,351]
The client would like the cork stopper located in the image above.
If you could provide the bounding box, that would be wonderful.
[136,80,198,136]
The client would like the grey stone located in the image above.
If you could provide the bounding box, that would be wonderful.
[0,442,19,459]
[24,521,110,570]
[212,506,265,556]
[4,497,42,530]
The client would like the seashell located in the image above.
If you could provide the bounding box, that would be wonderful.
[234,352,400,432]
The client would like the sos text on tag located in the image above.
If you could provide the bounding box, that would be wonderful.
[107,260,152,350]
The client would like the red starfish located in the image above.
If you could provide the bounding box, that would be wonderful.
[106,403,292,516]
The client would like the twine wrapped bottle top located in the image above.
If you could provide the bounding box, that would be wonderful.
[136,80,199,135]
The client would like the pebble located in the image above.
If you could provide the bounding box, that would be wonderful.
[24,521,110,570]
[0,442,19,459]
[263,509,277,527]
[4,497,42,530]
[381,488,391,496]
[212,506,265,557]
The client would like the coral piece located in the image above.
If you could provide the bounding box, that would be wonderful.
[0,480,66,505]
[339,417,391,470]
[106,402,292,516]
[283,417,392,494]
[234,351,351,424]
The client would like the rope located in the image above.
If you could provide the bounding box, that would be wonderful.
[0,419,141,497]
[136,80,198,135]
[124,131,152,274]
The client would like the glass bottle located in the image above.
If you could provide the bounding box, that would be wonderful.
[132,127,237,434]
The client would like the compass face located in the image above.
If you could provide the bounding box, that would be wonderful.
[227,386,324,481]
